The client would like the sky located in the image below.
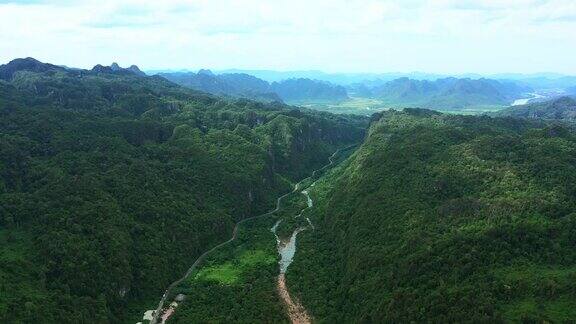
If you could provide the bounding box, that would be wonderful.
[1,0,576,74]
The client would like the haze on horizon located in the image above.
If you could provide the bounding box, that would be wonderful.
[1,0,576,75]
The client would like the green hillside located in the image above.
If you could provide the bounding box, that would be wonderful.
[0,58,367,323]
[4,57,576,323]
[495,96,576,121]
[289,109,576,322]
[373,77,528,111]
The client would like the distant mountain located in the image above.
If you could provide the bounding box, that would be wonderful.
[218,73,270,94]
[148,68,576,95]
[0,56,367,323]
[0,58,146,80]
[159,71,234,94]
[494,96,576,120]
[159,71,348,103]
[270,78,348,102]
[91,62,146,76]
[159,71,281,102]
[371,77,530,110]
[215,69,452,85]
[0,57,65,80]
[347,83,375,97]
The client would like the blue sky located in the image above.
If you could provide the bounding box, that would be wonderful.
[1,0,575,74]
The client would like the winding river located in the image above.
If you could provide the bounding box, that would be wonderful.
[143,182,302,324]
[270,148,347,324]
[142,146,353,324]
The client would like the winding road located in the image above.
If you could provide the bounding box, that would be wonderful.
[146,145,357,324]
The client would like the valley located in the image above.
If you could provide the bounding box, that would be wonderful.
[288,109,576,322]
[158,68,576,117]
[4,0,576,322]
[0,58,367,323]
[2,56,576,323]
[143,146,356,323]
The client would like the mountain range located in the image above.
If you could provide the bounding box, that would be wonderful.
[363,77,531,110]
[4,56,576,323]
[0,57,366,323]
[159,71,348,103]
[147,69,576,86]
[158,70,546,111]
[157,67,576,113]
[0,57,147,81]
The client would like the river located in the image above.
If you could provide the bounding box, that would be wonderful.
[512,93,545,106]
[140,146,353,324]
[270,148,346,324]
[271,190,315,324]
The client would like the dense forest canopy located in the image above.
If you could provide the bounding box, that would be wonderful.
[289,109,576,322]
[0,57,367,323]
[4,56,576,323]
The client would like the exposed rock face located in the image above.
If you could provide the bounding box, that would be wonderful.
[174,294,186,302]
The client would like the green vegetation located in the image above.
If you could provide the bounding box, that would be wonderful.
[154,70,531,116]
[193,250,277,285]
[494,96,576,121]
[371,77,527,110]
[168,145,355,323]
[289,109,576,322]
[292,97,391,116]
[169,216,289,323]
[271,191,309,241]
[0,58,367,323]
[295,97,509,116]
[160,71,348,103]
[436,104,507,115]
[7,56,576,323]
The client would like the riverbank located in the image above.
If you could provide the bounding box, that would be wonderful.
[271,147,354,323]
[140,146,356,323]
[278,274,312,324]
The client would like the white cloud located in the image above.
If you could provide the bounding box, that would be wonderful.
[0,0,575,73]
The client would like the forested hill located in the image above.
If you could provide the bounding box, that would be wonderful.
[495,96,576,120]
[159,70,348,103]
[0,57,367,323]
[369,77,529,110]
[289,109,576,322]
